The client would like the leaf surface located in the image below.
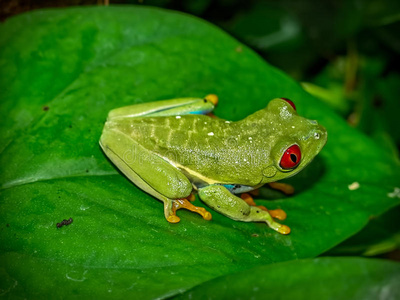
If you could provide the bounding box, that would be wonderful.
[0,6,399,299]
[176,257,400,300]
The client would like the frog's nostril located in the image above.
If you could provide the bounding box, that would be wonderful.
[315,127,328,144]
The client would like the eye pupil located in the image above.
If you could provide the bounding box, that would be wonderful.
[290,154,297,163]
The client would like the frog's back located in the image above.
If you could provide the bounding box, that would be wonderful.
[107,114,265,185]
[129,115,231,157]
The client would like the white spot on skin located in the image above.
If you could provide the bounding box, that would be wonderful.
[225,121,230,123]
[388,187,400,198]
[244,158,247,162]
[348,182,360,191]
[248,137,252,140]
[292,126,295,129]
[280,106,291,118]
[204,122,207,124]
[176,116,181,119]
[207,132,214,136]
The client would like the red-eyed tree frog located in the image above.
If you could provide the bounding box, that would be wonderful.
[99,95,327,234]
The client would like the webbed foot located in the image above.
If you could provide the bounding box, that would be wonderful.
[167,198,212,223]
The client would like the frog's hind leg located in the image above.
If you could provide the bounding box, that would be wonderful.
[100,128,212,223]
[199,185,290,235]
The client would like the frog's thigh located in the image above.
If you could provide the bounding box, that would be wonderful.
[198,185,290,234]
[100,129,192,200]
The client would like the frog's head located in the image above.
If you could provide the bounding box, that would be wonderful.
[260,98,327,183]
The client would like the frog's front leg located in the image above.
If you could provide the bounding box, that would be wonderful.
[198,185,290,234]
[100,128,212,223]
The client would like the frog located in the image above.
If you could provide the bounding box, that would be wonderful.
[99,94,327,234]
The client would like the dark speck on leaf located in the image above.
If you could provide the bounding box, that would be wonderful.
[42,105,49,111]
[56,218,73,228]
[86,169,89,173]
[68,124,72,128]
[6,224,9,227]
[251,233,259,237]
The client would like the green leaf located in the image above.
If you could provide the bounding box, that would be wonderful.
[175,257,400,300]
[0,6,399,299]
[326,205,400,256]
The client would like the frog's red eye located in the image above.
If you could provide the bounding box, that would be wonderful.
[280,144,301,169]
[281,98,296,111]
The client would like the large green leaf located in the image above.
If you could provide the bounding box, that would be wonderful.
[326,204,400,256]
[175,257,400,300]
[0,6,399,299]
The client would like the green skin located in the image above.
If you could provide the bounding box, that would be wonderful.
[99,96,327,234]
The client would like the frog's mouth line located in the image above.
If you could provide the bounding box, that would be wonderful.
[156,153,221,186]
